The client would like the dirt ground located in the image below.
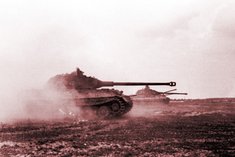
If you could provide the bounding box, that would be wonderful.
[0,102,234,157]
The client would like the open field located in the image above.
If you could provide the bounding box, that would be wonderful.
[0,102,235,156]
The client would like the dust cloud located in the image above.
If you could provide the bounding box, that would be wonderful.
[128,102,167,118]
[0,81,82,123]
[129,100,235,119]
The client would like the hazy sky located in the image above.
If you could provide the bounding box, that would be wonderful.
[0,0,235,98]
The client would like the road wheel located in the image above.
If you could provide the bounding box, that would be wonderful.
[97,106,111,119]
[163,98,170,104]
[111,102,120,112]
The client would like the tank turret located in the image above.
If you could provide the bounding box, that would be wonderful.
[131,85,187,104]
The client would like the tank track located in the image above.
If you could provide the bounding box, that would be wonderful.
[109,98,127,117]
[94,98,131,118]
[95,97,132,118]
[78,96,133,119]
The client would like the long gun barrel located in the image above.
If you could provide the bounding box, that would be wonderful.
[100,81,176,87]
[74,80,176,89]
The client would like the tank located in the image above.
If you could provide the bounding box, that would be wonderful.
[131,85,187,104]
[46,68,176,118]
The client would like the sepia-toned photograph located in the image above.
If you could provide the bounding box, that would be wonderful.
[0,0,234,156]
